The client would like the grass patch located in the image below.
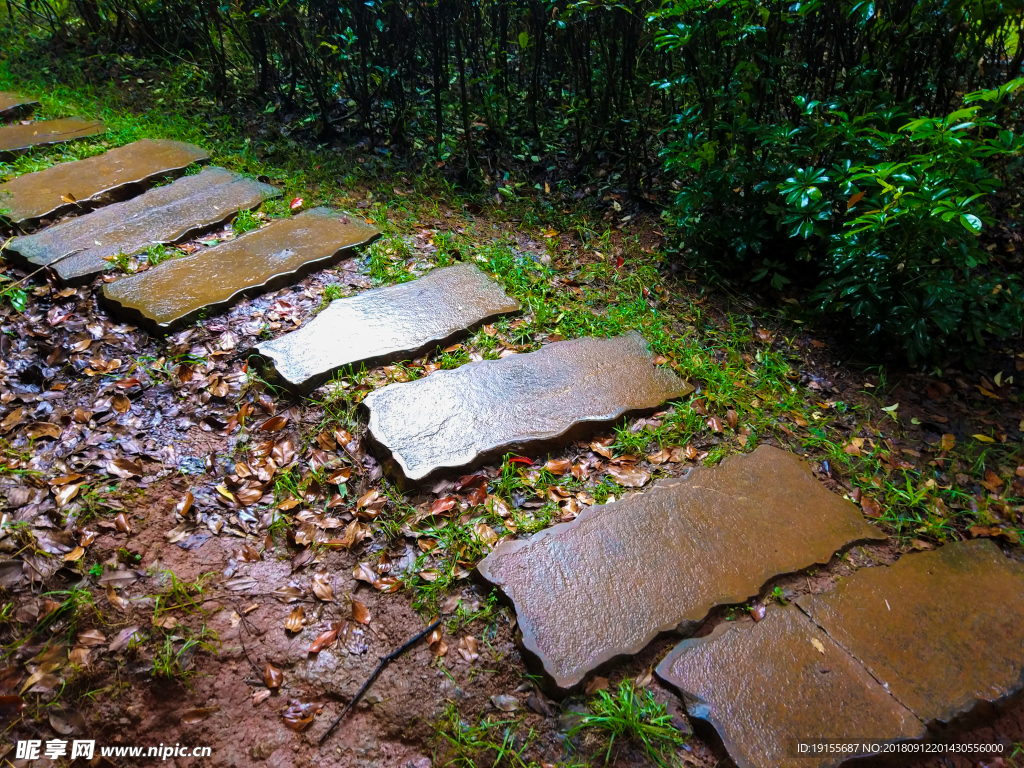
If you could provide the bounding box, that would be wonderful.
[568,681,686,767]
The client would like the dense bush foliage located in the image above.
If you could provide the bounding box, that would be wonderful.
[4,0,1024,361]
[5,0,669,172]
[651,0,1024,362]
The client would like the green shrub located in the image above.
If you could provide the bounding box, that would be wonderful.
[652,0,1024,363]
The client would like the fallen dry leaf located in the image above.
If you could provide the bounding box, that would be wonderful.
[264,662,283,691]
[457,635,479,663]
[311,572,334,602]
[308,626,340,654]
[285,606,305,633]
[351,599,370,625]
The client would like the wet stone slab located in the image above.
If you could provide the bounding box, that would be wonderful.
[656,606,925,768]
[7,167,279,284]
[0,92,39,121]
[0,117,105,158]
[0,139,209,225]
[103,207,380,332]
[477,444,885,689]
[364,331,693,483]
[257,263,520,393]
[799,539,1024,725]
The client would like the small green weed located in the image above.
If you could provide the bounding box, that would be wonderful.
[568,681,686,767]
[432,703,546,768]
[232,208,260,235]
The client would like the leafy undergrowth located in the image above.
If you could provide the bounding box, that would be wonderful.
[0,51,1023,768]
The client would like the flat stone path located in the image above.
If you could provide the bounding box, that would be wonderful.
[0,92,39,121]
[657,539,1024,767]
[477,445,884,689]
[365,331,693,482]
[7,167,279,284]
[0,117,105,158]
[659,606,924,768]
[0,139,208,224]
[102,207,380,332]
[257,263,520,392]
[798,538,1024,724]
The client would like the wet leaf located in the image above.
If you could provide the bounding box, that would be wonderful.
[473,522,498,548]
[0,407,24,433]
[107,626,143,652]
[811,638,825,654]
[351,598,370,625]
[605,464,650,488]
[111,394,131,414]
[491,694,519,712]
[264,662,283,691]
[311,572,334,602]
[259,416,289,432]
[308,626,339,654]
[49,707,86,735]
[285,606,305,633]
[77,629,105,646]
[706,415,724,433]
[428,628,447,657]
[860,496,882,518]
[63,547,85,562]
[24,422,61,440]
[281,701,319,731]
[114,512,132,534]
[484,495,511,518]
[353,562,376,584]
[175,491,194,517]
[430,496,459,516]
[108,458,143,478]
[939,433,956,451]
[289,197,304,212]
[543,459,571,475]
[981,470,1005,492]
[726,409,738,431]
[181,707,219,724]
[750,603,766,622]
[252,689,272,706]
[457,635,479,663]
[55,483,81,507]
[373,576,401,593]
[584,677,609,695]
[647,448,671,464]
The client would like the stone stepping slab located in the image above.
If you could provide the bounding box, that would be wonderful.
[6,166,279,285]
[364,331,693,483]
[0,92,39,122]
[657,539,1024,768]
[256,263,520,393]
[798,538,1024,725]
[476,444,884,689]
[658,606,924,768]
[102,207,380,333]
[0,139,209,225]
[0,117,105,158]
